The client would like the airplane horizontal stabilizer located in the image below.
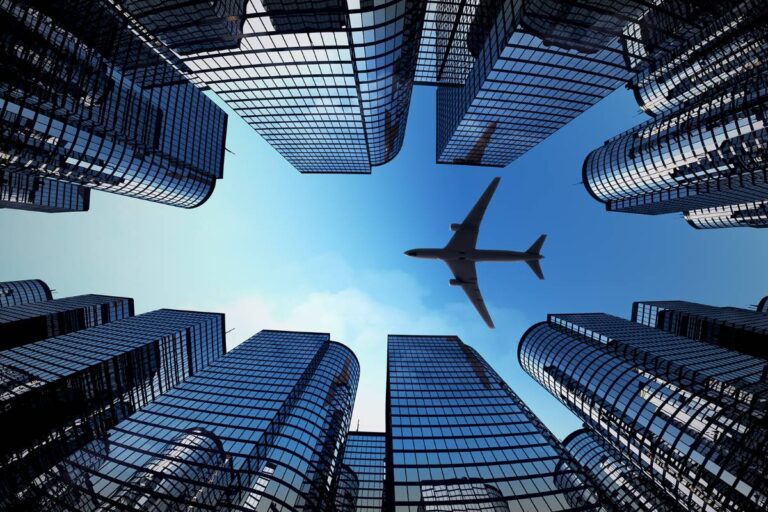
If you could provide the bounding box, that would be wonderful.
[526,259,544,280]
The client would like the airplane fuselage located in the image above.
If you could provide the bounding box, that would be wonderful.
[405,248,543,262]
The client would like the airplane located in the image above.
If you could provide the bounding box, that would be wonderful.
[405,177,546,329]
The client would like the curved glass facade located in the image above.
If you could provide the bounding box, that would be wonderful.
[0,309,226,509]
[684,201,768,230]
[36,330,359,511]
[123,1,426,174]
[519,316,768,512]
[0,0,227,211]
[0,294,134,350]
[0,279,52,307]
[629,1,768,116]
[0,171,89,212]
[561,428,681,512]
[632,300,768,359]
[386,334,603,512]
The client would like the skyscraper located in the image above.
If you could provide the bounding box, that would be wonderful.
[33,330,359,511]
[336,431,386,512]
[519,310,768,511]
[632,299,768,359]
[386,334,603,511]
[121,0,425,174]
[0,0,228,213]
[561,428,682,512]
[759,296,768,314]
[0,279,52,307]
[583,0,768,229]
[0,294,134,349]
[0,308,226,508]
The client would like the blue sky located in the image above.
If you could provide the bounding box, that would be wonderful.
[2,85,767,437]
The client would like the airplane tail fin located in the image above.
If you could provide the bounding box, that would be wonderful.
[526,234,546,256]
[526,259,545,280]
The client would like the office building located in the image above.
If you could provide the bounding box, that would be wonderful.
[0,308,226,508]
[0,0,227,213]
[561,428,681,512]
[386,334,603,511]
[583,0,768,229]
[632,299,768,359]
[519,310,768,511]
[0,294,134,350]
[122,0,424,174]
[336,431,386,512]
[0,279,52,307]
[33,330,359,511]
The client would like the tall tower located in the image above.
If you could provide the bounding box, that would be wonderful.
[35,330,359,511]
[0,309,226,508]
[519,311,768,511]
[336,431,386,512]
[0,294,134,349]
[121,0,426,174]
[632,299,768,359]
[0,279,52,307]
[561,428,682,512]
[0,0,227,213]
[385,334,604,511]
[583,0,768,229]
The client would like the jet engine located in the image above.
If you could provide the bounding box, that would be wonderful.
[449,279,463,286]
[450,223,462,231]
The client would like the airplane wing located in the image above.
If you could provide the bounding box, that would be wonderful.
[445,260,495,328]
[445,177,501,251]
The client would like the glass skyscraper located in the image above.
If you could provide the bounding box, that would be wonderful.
[0,293,134,350]
[336,431,386,512]
[632,299,768,359]
[0,0,228,213]
[519,309,768,511]
[583,0,768,229]
[1,308,226,509]
[0,279,52,307]
[32,329,359,511]
[560,428,681,512]
[386,334,603,511]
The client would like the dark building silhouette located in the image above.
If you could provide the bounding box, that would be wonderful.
[386,334,603,511]
[583,0,768,229]
[561,428,682,512]
[0,279,52,307]
[632,299,768,359]
[336,431,386,512]
[519,310,768,511]
[35,330,359,511]
[0,0,227,213]
[0,309,226,509]
[0,294,134,350]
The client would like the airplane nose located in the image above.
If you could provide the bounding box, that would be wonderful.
[405,249,416,257]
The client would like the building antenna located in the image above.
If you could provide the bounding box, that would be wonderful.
[356,419,360,431]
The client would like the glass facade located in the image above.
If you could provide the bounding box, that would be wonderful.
[0,0,228,212]
[561,428,682,512]
[0,170,90,212]
[0,279,52,307]
[337,431,386,512]
[435,0,642,167]
[123,1,426,174]
[386,334,603,512]
[519,312,768,512]
[684,201,768,230]
[632,299,768,359]
[0,309,226,509]
[582,0,768,229]
[0,294,134,350]
[33,329,359,511]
